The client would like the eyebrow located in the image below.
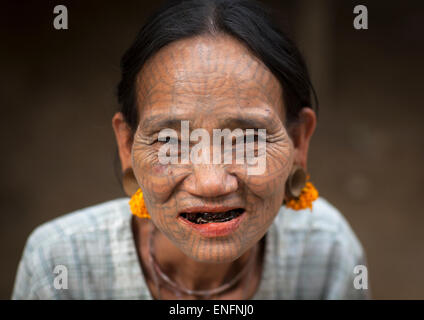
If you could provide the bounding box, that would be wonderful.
[140,110,276,133]
[141,118,185,132]
[219,117,270,129]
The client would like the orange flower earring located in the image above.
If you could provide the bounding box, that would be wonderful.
[129,188,151,219]
[123,169,151,219]
[284,166,319,211]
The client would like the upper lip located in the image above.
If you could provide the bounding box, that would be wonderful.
[178,206,244,215]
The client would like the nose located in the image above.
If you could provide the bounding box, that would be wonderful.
[183,165,238,198]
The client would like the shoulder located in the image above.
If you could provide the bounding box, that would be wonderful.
[277,197,363,254]
[269,197,368,299]
[12,198,132,299]
[24,198,131,252]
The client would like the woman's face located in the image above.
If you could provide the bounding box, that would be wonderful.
[131,35,294,263]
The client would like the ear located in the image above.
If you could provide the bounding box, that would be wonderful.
[112,112,134,172]
[288,108,317,169]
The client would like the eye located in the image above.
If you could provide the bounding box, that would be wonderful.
[155,135,180,145]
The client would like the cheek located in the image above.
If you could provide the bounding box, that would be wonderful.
[238,139,294,200]
[132,153,183,238]
[132,144,176,203]
[151,162,170,176]
[227,140,293,238]
[132,144,193,225]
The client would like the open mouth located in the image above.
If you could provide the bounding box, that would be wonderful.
[179,208,245,224]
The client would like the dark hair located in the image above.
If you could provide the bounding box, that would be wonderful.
[117,0,318,132]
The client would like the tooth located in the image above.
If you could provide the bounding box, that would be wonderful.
[197,216,207,224]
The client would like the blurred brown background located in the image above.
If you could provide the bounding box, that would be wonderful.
[1,0,423,299]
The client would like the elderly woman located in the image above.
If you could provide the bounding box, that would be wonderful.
[12,0,368,300]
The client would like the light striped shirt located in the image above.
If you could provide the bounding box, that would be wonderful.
[12,197,369,299]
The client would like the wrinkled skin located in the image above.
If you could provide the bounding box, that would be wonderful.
[113,34,316,297]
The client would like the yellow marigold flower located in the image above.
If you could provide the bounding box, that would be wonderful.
[285,182,319,211]
[129,188,151,219]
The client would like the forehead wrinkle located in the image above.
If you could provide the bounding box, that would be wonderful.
[140,35,276,91]
[136,34,285,122]
[140,105,277,133]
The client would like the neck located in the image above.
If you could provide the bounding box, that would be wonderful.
[133,218,258,297]
[152,227,255,292]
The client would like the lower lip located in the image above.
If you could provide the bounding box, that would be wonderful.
[178,213,245,238]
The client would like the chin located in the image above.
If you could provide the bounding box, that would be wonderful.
[177,235,251,264]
